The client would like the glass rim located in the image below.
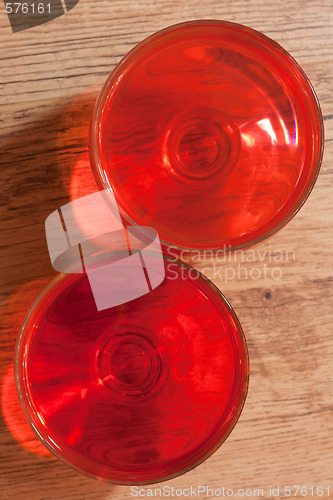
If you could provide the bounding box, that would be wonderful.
[15,251,249,484]
[89,19,324,253]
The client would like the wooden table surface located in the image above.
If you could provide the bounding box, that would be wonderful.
[1,1,332,499]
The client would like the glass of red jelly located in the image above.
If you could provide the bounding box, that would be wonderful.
[15,253,249,483]
[90,20,324,251]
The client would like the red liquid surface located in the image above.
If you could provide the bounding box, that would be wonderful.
[17,258,248,483]
[92,21,323,250]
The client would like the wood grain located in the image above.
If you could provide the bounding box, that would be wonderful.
[0,1,332,499]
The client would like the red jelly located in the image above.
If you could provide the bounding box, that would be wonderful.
[90,20,323,250]
[16,255,248,483]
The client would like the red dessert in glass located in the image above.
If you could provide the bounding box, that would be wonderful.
[15,254,248,484]
[90,20,324,251]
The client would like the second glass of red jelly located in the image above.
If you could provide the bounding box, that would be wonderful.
[90,20,324,251]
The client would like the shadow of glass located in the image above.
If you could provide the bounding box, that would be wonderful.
[0,89,100,298]
[0,88,122,498]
